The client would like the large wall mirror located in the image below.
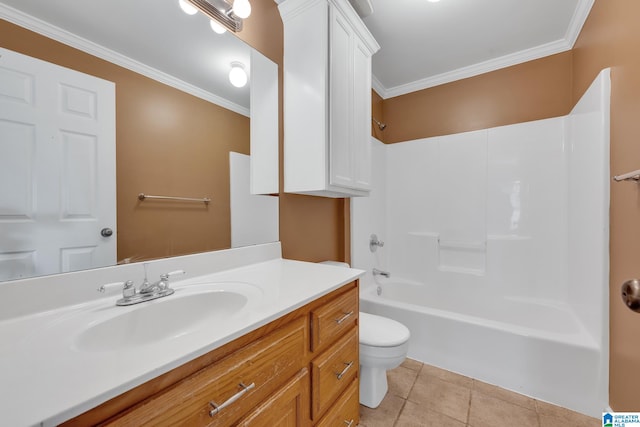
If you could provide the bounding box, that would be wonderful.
[0,0,279,282]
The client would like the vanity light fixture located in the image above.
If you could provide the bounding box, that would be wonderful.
[210,19,227,34]
[182,0,246,32]
[178,0,199,15]
[229,62,248,87]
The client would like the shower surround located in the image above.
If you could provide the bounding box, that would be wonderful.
[352,70,610,416]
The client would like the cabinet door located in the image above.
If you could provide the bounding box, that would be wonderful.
[328,4,353,190]
[237,369,311,427]
[311,330,359,420]
[351,39,372,190]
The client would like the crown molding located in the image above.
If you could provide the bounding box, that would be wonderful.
[375,0,594,100]
[0,4,249,117]
[565,0,595,47]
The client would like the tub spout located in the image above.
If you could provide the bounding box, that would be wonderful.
[373,268,391,278]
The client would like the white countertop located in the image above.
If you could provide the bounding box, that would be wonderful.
[0,245,363,426]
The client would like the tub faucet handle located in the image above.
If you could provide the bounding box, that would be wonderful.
[373,268,390,278]
[370,234,385,252]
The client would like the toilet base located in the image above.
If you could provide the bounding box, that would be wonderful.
[359,365,388,408]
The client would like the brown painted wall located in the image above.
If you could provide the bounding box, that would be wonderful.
[382,51,574,143]
[0,19,249,262]
[572,0,640,411]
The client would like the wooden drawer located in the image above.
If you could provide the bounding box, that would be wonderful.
[310,286,358,352]
[237,368,311,427]
[105,317,307,427]
[315,379,359,427]
[311,329,358,420]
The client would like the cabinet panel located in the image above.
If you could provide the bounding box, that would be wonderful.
[311,286,358,352]
[237,369,311,427]
[352,40,372,190]
[311,330,359,420]
[329,6,353,189]
[315,379,359,427]
[105,317,306,427]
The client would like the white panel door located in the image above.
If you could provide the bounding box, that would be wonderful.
[0,48,116,281]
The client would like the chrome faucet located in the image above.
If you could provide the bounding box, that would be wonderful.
[372,268,390,278]
[98,269,185,306]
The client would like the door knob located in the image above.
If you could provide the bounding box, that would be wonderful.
[621,279,640,313]
[101,227,114,237]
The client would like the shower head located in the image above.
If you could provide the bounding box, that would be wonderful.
[372,117,387,131]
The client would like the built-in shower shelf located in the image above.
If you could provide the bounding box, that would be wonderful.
[487,234,532,241]
[437,265,486,276]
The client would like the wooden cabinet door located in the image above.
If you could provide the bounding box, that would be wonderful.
[237,369,311,427]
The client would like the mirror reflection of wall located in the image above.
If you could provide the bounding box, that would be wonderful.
[0,0,278,282]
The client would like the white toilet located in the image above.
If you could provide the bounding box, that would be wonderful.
[359,311,410,408]
[318,261,410,408]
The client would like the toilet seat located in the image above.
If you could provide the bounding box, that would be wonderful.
[359,312,410,347]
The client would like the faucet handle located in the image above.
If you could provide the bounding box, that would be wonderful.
[160,270,186,280]
[158,270,185,289]
[98,280,136,298]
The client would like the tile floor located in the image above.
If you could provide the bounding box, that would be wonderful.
[359,359,601,427]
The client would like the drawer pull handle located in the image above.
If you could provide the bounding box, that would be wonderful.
[335,311,354,324]
[335,361,354,380]
[344,420,355,427]
[209,382,255,417]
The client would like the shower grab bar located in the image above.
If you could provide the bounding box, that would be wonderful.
[138,193,211,204]
[613,169,640,182]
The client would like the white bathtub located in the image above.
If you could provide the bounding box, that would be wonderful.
[360,279,605,417]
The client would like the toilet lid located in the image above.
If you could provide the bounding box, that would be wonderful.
[359,312,410,347]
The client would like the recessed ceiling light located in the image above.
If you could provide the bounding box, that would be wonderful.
[427,0,441,2]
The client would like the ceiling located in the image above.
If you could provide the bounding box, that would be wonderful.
[0,0,595,108]
[363,0,594,98]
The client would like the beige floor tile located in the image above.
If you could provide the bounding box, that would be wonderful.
[420,364,474,388]
[359,394,405,427]
[536,400,600,427]
[388,366,420,399]
[396,400,466,427]
[472,379,536,410]
[468,390,538,427]
[408,375,471,423]
[401,358,423,371]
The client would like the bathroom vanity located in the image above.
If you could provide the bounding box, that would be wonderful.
[0,243,363,426]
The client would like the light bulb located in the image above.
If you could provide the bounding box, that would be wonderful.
[210,19,227,34]
[229,62,248,88]
[232,0,251,19]
[178,0,198,15]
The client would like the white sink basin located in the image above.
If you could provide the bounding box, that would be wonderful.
[74,282,262,352]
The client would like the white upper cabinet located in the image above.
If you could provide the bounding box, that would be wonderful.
[278,0,380,197]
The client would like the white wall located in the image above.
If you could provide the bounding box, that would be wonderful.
[230,152,279,248]
[351,137,387,289]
